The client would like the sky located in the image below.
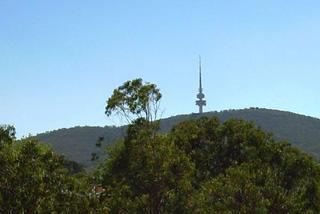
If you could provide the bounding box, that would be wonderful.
[1,0,320,137]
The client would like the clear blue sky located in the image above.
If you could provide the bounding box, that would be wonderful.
[1,0,320,137]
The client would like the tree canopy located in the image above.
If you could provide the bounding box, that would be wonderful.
[0,126,96,213]
[105,78,162,123]
[94,116,320,213]
[2,79,320,213]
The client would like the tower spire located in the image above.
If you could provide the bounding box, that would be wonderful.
[199,55,202,92]
[196,55,206,113]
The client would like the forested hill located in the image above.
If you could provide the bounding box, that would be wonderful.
[36,108,320,168]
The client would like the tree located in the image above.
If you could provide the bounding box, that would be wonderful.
[105,78,162,123]
[191,162,311,213]
[100,79,320,213]
[0,125,15,147]
[101,79,196,212]
[0,127,94,213]
[97,119,195,213]
[170,117,320,213]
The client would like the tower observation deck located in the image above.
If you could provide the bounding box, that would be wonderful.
[196,56,206,113]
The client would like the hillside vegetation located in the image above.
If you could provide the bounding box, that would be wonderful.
[3,78,320,213]
[36,108,320,168]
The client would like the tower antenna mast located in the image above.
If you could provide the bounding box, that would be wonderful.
[196,55,206,113]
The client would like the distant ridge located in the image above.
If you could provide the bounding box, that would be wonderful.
[36,108,320,168]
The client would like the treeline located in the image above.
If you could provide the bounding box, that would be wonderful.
[1,79,320,213]
[95,117,320,212]
[37,108,320,168]
[0,125,96,213]
[1,117,320,213]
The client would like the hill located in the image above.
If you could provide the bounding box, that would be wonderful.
[36,126,126,168]
[36,108,320,168]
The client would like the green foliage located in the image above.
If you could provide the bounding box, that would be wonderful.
[0,125,15,147]
[63,159,84,174]
[5,115,320,213]
[91,115,320,213]
[97,119,195,213]
[2,106,320,212]
[105,78,162,122]
[10,78,319,212]
[37,125,125,169]
[170,117,320,213]
[170,117,220,181]
[0,127,95,213]
[36,108,320,168]
[192,161,317,213]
